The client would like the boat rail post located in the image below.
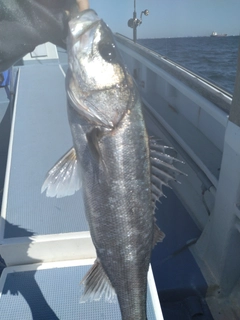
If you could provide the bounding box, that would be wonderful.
[229,42,240,125]
[133,0,137,42]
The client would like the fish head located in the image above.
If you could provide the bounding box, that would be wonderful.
[67,9,135,128]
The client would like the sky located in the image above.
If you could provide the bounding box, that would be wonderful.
[89,0,240,39]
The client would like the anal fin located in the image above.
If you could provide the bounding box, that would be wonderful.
[80,259,116,303]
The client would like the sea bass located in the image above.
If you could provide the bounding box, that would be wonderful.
[42,9,181,320]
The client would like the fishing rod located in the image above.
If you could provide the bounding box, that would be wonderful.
[128,0,149,42]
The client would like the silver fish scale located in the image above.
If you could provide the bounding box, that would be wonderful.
[68,94,154,319]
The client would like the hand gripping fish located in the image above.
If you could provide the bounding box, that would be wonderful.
[42,9,183,320]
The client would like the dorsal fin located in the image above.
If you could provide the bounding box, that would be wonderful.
[153,222,165,246]
[150,138,186,204]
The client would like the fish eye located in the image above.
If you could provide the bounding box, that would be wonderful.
[98,41,117,63]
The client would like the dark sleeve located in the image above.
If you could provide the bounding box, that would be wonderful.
[0,0,74,72]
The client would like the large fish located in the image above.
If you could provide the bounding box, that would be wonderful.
[42,9,181,320]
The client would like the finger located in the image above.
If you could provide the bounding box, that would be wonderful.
[76,0,89,11]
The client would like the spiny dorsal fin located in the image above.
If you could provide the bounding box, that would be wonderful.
[80,259,116,303]
[150,138,186,203]
[41,147,81,198]
[153,223,165,247]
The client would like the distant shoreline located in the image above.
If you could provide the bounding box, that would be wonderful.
[138,35,240,40]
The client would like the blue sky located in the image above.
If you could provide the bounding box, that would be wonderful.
[90,0,240,38]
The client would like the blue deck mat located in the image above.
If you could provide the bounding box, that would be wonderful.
[2,65,89,238]
[0,264,158,320]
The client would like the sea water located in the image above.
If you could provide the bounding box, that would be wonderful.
[138,36,240,95]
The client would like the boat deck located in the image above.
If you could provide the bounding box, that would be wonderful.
[0,260,161,320]
[0,63,95,269]
[0,44,163,319]
[2,64,88,237]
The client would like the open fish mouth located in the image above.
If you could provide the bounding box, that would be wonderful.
[68,9,100,41]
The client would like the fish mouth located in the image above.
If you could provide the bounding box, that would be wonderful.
[67,10,113,127]
[67,9,132,129]
[68,9,101,42]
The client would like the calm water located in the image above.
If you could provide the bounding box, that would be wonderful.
[138,36,240,95]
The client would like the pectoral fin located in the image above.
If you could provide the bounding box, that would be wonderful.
[80,259,116,303]
[86,127,109,176]
[86,128,102,164]
[41,147,81,198]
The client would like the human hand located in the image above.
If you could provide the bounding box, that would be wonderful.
[0,0,89,72]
